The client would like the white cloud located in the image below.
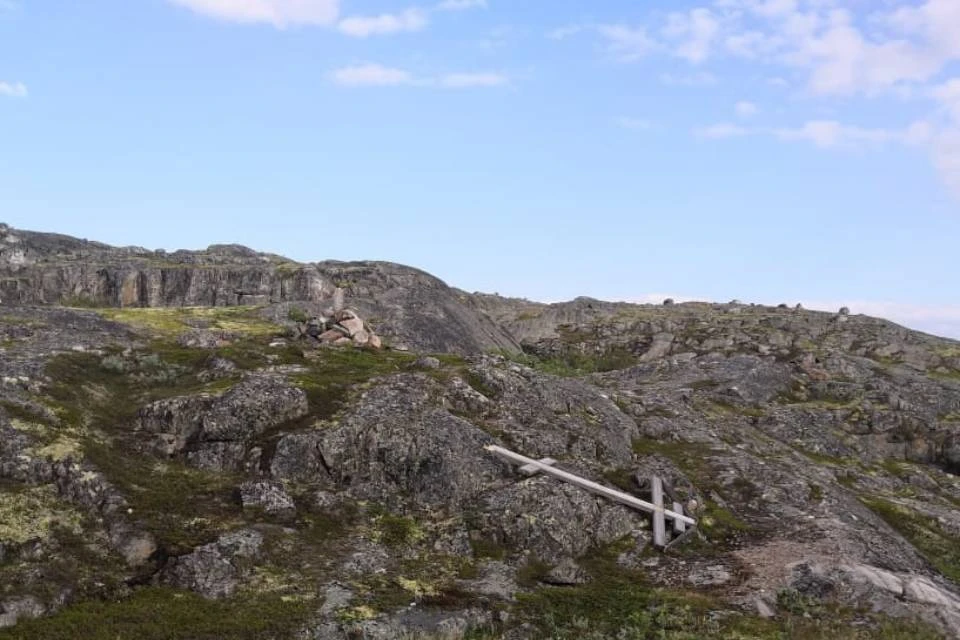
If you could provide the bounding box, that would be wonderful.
[663,8,721,63]
[168,0,339,27]
[616,117,654,131]
[0,81,27,98]
[548,25,584,40]
[695,123,750,139]
[932,78,960,122]
[330,64,507,89]
[596,24,658,62]
[439,72,508,88]
[735,100,759,117]
[695,118,931,149]
[337,8,427,37]
[932,130,960,200]
[775,119,937,149]
[552,2,960,202]
[329,64,414,87]
[435,0,485,10]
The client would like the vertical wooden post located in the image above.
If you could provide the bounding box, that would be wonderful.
[672,502,686,534]
[652,476,666,548]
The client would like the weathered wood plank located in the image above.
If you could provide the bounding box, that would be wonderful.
[652,476,666,548]
[484,445,696,526]
[519,458,557,476]
[673,501,686,534]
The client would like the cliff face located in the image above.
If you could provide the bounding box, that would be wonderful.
[0,224,519,354]
[0,224,330,307]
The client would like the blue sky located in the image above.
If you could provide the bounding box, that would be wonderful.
[2,0,960,338]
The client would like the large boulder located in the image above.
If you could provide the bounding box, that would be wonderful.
[160,529,264,599]
[137,375,308,471]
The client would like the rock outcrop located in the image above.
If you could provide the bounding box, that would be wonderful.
[0,224,518,355]
[137,374,309,472]
[1,224,960,639]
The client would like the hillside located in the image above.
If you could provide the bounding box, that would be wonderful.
[0,223,958,639]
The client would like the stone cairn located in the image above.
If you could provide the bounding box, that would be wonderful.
[294,289,382,349]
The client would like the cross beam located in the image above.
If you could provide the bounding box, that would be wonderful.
[484,445,696,530]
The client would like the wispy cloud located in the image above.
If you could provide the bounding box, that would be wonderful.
[662,8,720,64]
[330,64,508,89]
[735,100,759,118]
[548,25,584,40]
[696,119,932,149]
[695,122,750,139]
[596,24,658,62]
[770,120,924,149]
[337,8,427,37]
[932,130,960,200]
[0,81,27,98]
[329,64,414,87]
[616,117,655,131]
[168,0,340,28]
[435,0,486,11]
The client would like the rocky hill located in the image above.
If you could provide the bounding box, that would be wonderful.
[0,223,959,639]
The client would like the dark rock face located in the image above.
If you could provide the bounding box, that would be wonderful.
[283,374,503,507]
[160,529,263,599]
[137,375,309,471]
[311,261,519,355]
[482,478,647,563]
[238,481,296,518]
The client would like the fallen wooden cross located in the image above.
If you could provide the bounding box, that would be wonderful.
[485,444,696,549]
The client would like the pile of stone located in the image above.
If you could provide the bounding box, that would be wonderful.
[298,308,382,349]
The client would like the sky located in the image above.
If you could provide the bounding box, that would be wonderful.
[1,0,959,339]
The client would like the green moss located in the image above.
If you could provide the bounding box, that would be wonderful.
[61,295,102,308]
[98,307,281,339]
[293,348,415,422]
[83,442,241,553]
[776,587,825,616]
[470,537,507,561]
[0,485,84,544]
[371,512,424,548]
[286,307,309,323]
[698,499,750,546]
[929,370,960,383]
[0,400,50,425]
[514,561,945,640]
[631,438,716,462]
[464,370,498,399]
[879,459,914,479]
[501,346,639,377]
[859,496,960,583]
[516,556,552,587]
[601,467,636,494]
[808,483,825,502]
[0,587,311,640]
[710,399,766,418]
